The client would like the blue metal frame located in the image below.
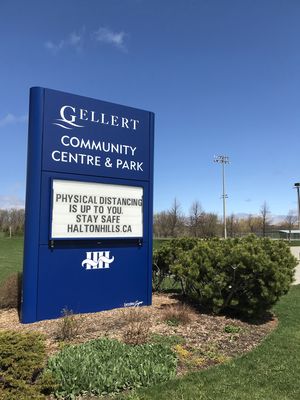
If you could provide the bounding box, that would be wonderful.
[22,87,154,323]
[22,87,44,322]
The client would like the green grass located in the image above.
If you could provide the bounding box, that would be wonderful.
[288,240,300,246]
[0,237,23,282]
[120,285,300,400]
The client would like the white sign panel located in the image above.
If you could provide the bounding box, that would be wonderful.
[51,179,143,239]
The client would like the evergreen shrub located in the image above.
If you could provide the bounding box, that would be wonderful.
[157,235,297,317]
[0,331,56,400]
[152,237,198,291]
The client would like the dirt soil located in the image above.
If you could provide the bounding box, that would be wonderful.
[0,293,277,367]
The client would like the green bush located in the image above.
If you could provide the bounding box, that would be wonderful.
[152,237,199,291]
[170,236,297,317]
[0,331,56,400]
[47,337,177,398]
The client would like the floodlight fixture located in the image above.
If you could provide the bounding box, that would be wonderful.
[214,155,230,165]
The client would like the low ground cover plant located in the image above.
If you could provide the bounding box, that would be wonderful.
[149,333,185,347]
[46,337,177,398]
[154,235,297,317]
[224,324,241,334]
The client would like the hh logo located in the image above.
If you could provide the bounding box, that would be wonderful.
[82,251,115,270]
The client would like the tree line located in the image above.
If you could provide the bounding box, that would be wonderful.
[153,199,297,238]
[0,201,297,238]
[0,209,25,236]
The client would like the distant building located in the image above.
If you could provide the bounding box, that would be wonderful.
[278,230,300,240]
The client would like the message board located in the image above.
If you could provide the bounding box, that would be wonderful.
[22,87,154,323]
[51,179,143,239]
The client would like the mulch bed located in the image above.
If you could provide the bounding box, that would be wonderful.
[0,293,277,372]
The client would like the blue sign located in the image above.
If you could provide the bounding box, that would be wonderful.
[21,87,154,323]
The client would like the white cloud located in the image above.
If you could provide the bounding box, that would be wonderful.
[94,27,127,50]
[45,27,127,54]
[0,195,24,210]
[0,113,28,128]
[45,29,84,54]
[69,32,82,46]
[45,40,65,53]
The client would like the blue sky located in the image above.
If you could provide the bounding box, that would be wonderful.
[0,0,300,218]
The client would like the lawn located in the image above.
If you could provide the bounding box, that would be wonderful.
[287,240,300,247]
[121,285,300,400]
[0,237,23,282]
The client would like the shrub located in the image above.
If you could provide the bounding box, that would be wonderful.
[0,273,21,309]
[171,236,297,317]
[47,338,177,398]
[161,303,192,326]
[55,308,82,341]
[122,307,150,345]
[0,331,56,400]
[152,238,199,291]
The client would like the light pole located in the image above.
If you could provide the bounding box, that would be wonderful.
[214,155,230,239]
[8,209,12,239]
[294,183,300,230]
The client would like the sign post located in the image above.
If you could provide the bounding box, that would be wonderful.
[22,87,154,323]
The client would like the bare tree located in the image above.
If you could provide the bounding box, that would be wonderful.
[227,213,239,237]
[153,199,185,238]
[247,214,255,233]
[0,209,25,236]
[284,210,297,241]
[260,201,271,237]
[168,198,184,237]
[153,211,172,237]
[189,201,204,237]
[201,213,220,238]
